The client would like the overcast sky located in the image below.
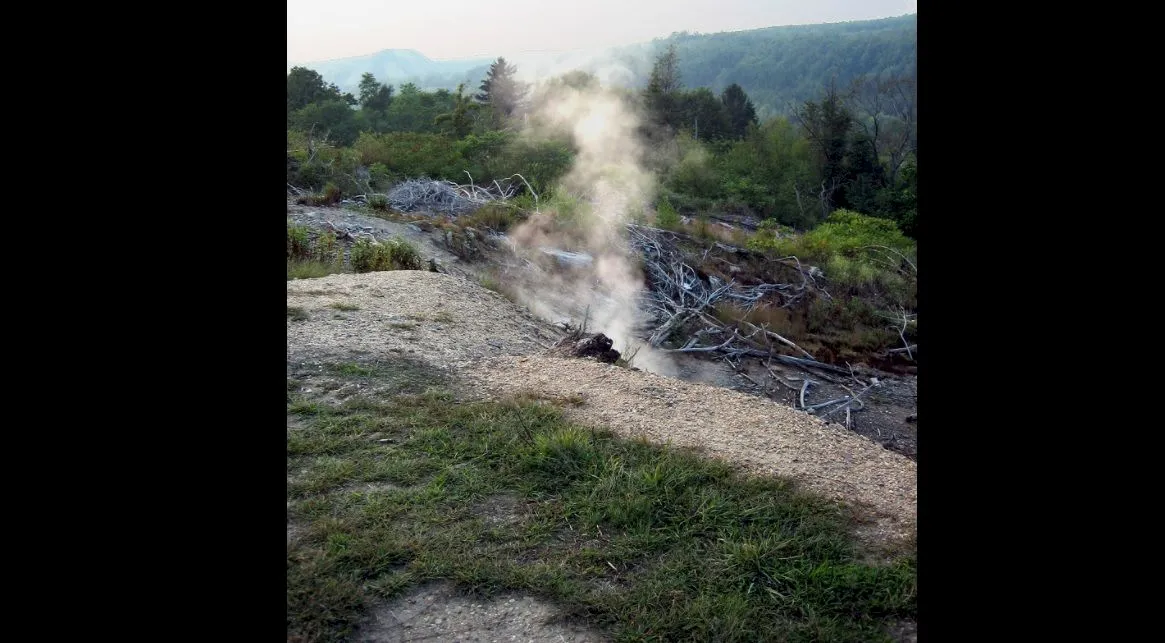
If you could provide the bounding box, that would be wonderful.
[287,0,917,63]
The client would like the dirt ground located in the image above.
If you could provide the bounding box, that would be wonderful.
[353,583,605,643]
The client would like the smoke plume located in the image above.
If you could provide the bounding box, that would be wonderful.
[505,79,677,377]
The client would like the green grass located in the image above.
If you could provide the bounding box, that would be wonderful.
[288,259,348,281]
[287,360,916,642]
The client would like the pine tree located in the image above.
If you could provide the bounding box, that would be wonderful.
[720,83,758,139]
[475,57,526,118]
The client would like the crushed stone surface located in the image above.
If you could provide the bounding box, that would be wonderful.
[287,270,561,369]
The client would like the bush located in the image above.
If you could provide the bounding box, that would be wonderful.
[497,138,574,196]
[749,209,914,265]
[300,182,343,206]
[461,202,520,232]
[367,194,389,211]
[287,222,312,259]
[667,134,721,200]
[313,231,339,263]
[655,196,680,229]
[350,237,423,273]
[367,162,398,191]
[354,132,465,180]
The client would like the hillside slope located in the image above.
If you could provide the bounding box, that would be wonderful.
[294,14,916,118]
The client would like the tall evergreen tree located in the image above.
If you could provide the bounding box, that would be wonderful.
[475,57,526,118]
[720,83,758,139]
[643,44,684,131]
[794,84,854,213]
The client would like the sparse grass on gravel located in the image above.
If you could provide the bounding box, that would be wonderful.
[287,358,916,642]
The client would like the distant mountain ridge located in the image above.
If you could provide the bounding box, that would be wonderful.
[291,14,915,117]
[290,49,495,94]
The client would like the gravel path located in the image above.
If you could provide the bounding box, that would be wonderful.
[287,271,560,369]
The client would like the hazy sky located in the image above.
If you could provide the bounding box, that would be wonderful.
[287,0,917,63]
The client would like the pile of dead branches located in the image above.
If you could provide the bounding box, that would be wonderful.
[627,224,828,347]
[623,222,892,424]
[386,173,525,215]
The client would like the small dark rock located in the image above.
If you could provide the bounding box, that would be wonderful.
[570,333,621,364]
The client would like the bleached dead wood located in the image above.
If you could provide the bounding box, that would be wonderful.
[386,173,522,215]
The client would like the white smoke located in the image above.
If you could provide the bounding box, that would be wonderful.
[506,79,677,377]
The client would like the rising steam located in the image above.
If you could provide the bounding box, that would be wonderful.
[505,79,677,377]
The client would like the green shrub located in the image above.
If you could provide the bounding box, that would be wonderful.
[313,231,339,263]
[655,196,680,229]
[749,210,914,265]
[367,194,389,211]
[287,222,312,259]
[461,203,519,232]
[667,135,722,200]
[496,138,574,196]
[350,237,423,273]
[367,162,398,191]
[354,132,464,179]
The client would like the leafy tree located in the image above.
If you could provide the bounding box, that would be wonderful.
[547,70,600,91]
[385,83,456,133]
[794,84,854,214]
[720,83,758,139]
[677,88,731,141]
[720,118,816,227]
[289,99,360,146]
[840,130,886,214]
[358,73,394,113]
[647,43,682,94]
[287,66,355,116]
[434,83,481,138]
[644,44,684,132]
[475,57,526,118]
[848,74,916,186]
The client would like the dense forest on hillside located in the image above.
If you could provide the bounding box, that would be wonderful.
[295,15,916,120]
[287,45,917,237]
[654,14,916,119]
